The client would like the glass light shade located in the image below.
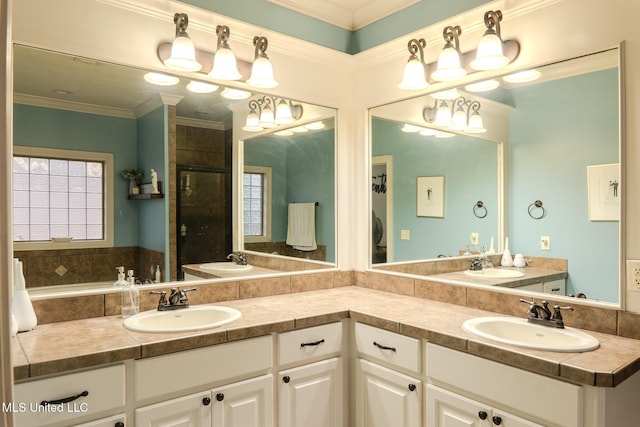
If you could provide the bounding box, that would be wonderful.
[242,111,262,132]
[186,81,219,94]
[143,72,179,86]
[258,107,276,128]
[449,109,468,130]
[247,56,278,88]
[398,57,428,90]
[503,70,541,83]
[465,79,500,92]
[305,121,325,130]
[209,47,242,80]
[291,126,308,133]
[419,128,438,136]
[431,46,467,82]
[220,88,251,100]
[434,102,452,127]
[470,32,509,71]
[401,124,422,133]
[432,89,460,100]
[274,129,294,136]
[435,131,455,138]
[275,100,294,125]
[465,112,487,133]
[164,35,202,72]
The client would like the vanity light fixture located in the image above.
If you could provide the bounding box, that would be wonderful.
[431,26,467,82]
[398,10,519,90]
[435,131,455,138]
[209,25,242,81]
[143,72,180,86]
[465,79,500,92]
[423,96,486,133]
[401,123,422,133]
[470,11,509,71]
[186,80,219,93]
[221,88,251,100]
[419,127,438,136]
[164,13,202,72]
[305,121,325,130]
[243,96,303,132]
[398,38,428,90]
[274,129,294,136]
[247,36,278,89]
[291,126,309,133]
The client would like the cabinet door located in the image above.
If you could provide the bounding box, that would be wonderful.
[135,391,212,427]
[356,359,421,427]
[211,374,273,427]
[279,357,344,427]
[73,414,126,427]
[427,385,544,427]
[427,384,490,427]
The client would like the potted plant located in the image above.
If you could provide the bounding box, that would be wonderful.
[121,169,144,195]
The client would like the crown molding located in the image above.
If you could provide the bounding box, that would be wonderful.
[14,93,136,118]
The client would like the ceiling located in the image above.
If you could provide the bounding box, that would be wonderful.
[266,0,420,30]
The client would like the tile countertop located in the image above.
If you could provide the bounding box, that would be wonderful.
[11,287,640,388]
[427,267,568,289]
[181,263,280,280]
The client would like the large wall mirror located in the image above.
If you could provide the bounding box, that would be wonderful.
[370,47,621,305]
[12,44,337,294]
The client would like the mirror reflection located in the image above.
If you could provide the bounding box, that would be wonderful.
[12,44,337,293]
[370,48,620,304]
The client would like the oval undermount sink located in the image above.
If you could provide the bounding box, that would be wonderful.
[464,268,525,279]
[463,316,599,352]
[123,305,242,333]
[200,262,253,273]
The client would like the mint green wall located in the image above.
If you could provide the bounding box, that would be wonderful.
[509,68,619,302]
[136,106,168,255]
[181,0,489,53]
[372,118,499,260]
[13,104,139,246]
[244,127,336,262]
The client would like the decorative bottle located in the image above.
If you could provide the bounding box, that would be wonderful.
[501,237,514,267]
[121,270,139,317]
[155,265,161,283]
[11,259,37,332]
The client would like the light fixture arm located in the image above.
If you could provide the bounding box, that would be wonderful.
[483,10,502,37]
[407,38,427,64]
[248,99,261,115]
[216,25,232,50]
[467,100,481,122]
[253,36,270,60]
[442,25,462,52]
[173,13,190,37]
[423,99,445,123]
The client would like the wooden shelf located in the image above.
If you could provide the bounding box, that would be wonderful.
[128,193,164,200]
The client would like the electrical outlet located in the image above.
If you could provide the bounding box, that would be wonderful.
[401,229,410,240]
[470,232,479,245]
[540,236,551,250]
[627,260,640,291]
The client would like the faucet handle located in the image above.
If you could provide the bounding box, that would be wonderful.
[551,305,573,320]
[150,290,167,308]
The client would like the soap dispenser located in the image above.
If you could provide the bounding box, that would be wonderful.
[12,258,37,332]
[121,269,139,318]
[113,266,128,287]
[155,265,161,283]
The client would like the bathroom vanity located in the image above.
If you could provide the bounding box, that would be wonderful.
[11,287,640,427]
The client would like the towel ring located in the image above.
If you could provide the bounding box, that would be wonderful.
[473,201,487,218]
[528,200,545,219]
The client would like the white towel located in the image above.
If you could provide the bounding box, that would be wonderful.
[286,203,317,251]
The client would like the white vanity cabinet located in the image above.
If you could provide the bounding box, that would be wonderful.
[135,390,212,426]
[73,414,126,427]
[13,364,125,427]
[354,323,422,427]
[517,278,566,296]
[211,374,273,427]
[277,322,345,427]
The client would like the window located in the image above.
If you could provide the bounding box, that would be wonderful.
[243,166,272,243]
[13,147,114,250]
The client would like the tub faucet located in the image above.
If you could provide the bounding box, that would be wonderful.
[520,298,573,328]
[227,252,247,265]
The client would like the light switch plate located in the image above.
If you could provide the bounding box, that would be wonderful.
[540,236,551,250]
[400,229,410,240]
[470,232,479,245]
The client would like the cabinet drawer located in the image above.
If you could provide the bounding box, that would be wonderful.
[134,335,272,401]
[278,322,343,365]
[13,364,125,427]
[355,323,420,373]
[543,279,566,295]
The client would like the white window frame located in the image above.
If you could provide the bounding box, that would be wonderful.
[243,165,272,243]
[12,146,115,251]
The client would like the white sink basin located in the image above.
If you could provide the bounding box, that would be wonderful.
[464,268,525,279]
[123,306,241,333]
[463,317,599,352]
[200,262,253,273]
